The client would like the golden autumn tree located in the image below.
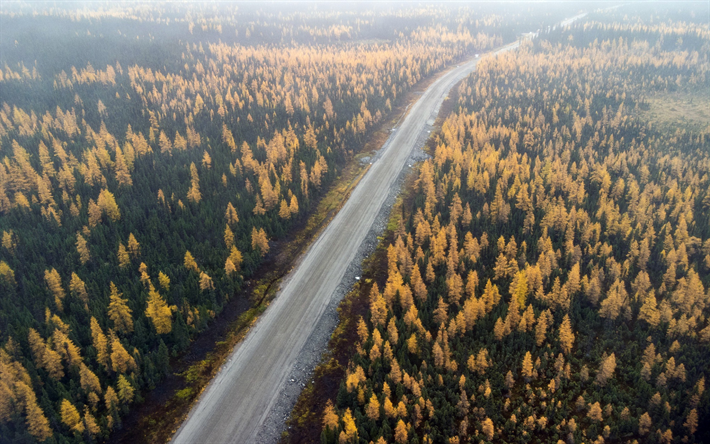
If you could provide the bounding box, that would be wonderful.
[69,273,89,306]
[110,335,135,374]
[76,233,90,264]
[521,351,534,381]
[558,314,574,355]
[127,233,140,258]
[184,250,199,272]
[117,242,130,268]
[116,374,134,404]
[158,271,170,291]
[0,261,16,287]
[97,189,120,221]
[60,399,84,433]
[90,317,109,369]
[145,285,173,334]
[322,399,339,433]
[16,382,52,441]
[595,353,617,386]
[28,328,64,380]
[107,282,133,333]
[339,408,358,443]
[44,268,65,310]
[187,162,201,204]
[251,227,269,256]
[225,202,239,225]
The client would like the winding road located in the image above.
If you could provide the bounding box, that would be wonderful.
[171,25,577,442]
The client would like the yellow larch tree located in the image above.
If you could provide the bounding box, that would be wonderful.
[251,227,269,256]
[522,351,534,381]
[28,328,64,380]
[51,329,82,368]
[116,374,134,404]
[224,224,234,247]
[76,233,90,264]
[97,189,120,221]
[90,317,109,369]
[595,353,617,387]
[228,246,243,271]
[158,271,170,291]
[83,407,100,436]
[79,362,101,397]
[394,419,408,443]
[225,202,239,224]
[145,285,173,334]
[339,408,358,443]
[117,242,130,268]
[60,399,84,433]
[16,381,52,441]
[0,261,16,287]
[107,282,133,333]
[114,145,132,187]
[44,268,65,310]
[322,399,339,432]
[187,163,201,204]
[110,335,136,374]
[69,273,89,306]
[127,233,140,258]
[559,314,574,355]
[184,250,199,272]
[365,394,380,420]
[199,272,214,291]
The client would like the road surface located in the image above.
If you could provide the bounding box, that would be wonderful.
[171,36,558,444]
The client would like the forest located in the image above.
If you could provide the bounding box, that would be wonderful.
[0,2,584,443]
[310,5,710,444]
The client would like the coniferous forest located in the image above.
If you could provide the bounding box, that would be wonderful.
[0,2,582,443]
[299,5,710,444]
[1,2,709,444]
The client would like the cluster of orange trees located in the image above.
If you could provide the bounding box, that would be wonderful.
[0,2,548,442]
[320,9,709,444]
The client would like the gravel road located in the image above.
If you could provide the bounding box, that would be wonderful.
[171,44,520,444]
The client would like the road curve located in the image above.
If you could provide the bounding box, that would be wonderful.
[171,45,517,444]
